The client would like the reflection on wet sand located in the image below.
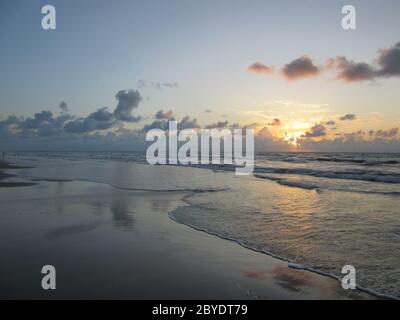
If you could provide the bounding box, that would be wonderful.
[110,197,135,229]
[45,221,103,239]
[272,265,315,293]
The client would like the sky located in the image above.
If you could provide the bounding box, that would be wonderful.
[0,0,400,151]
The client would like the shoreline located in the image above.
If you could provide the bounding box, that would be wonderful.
[169,207,394,300]
[0,158,380,299]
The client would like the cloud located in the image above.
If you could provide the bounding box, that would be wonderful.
[375,127,398,139]
[248,62,274,74]
[158,82,179,89]
[0,89,144,139]
[302,123,327,138]
[325,120,336,126]
[205,120,229,129]
[141,116,200,132]
[297,135,400,153]
[375,42,400,77]
[37,113,74,137]
[154,109,175,120]
[251,42,400,83]
[177,116,199,130]
[142,119,170,132]
[267,118,281,126]
[59,101,69,113]
[0,115,22,137]
[281,56,320,81]
[2,106,400,152]
[326,57,376,82]
[339,114,356,121]
[21,111,54,129]
[64,107,115,133]
[0,110,75,138]
[204,109,212,113]
[91,107,114,122]
[21,110,75,137]
[65,88,145,133]
[137,80,179,89]
[326,42,400,82]
[114,89,142,122]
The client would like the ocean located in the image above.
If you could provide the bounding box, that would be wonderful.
[9,151,400,299]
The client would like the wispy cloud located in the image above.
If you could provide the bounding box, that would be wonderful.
[137,79,179,89]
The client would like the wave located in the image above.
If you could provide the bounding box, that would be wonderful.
[311,157,399,166]
[254,167,400,183]
[169,206,398,300]
[313,157,365,164]
[254,174,400,196]
[288,263,399,300]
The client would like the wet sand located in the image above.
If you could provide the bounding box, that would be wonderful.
[0,160,35,188]
[0,160,375,299]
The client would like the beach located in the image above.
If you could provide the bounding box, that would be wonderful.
[0,156,375,299]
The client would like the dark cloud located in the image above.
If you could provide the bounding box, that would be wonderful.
[204,109,212,113]
[325,120,336,126]
[114,89,142,122]
[141,120,169,132]
[281,56,320,80]
[154,109,175,120]
[0,115,22,137]
[19,111,75,137]
[65,88,144,133]
[375,42,400,77]
[249,42,400,83]
[267,118,281,126]
[348,130,366,138]
[54,113,74,127]
[248,62,274,74]
[339,114,356,121]
[64,107,115,133]
[89,107,113,122]
[375,127,398,139]
[59,101,69,113]
[326,42,400,82]
[0,89,144,138]
[0,109,76,138]
[367,128,398,139]
[205,120,229,129]
[141,116,199,132]
[326,57,376,82]
[37,113,74,137]
[302,123,327,138]
[21,111,54,129]
[177,116,199,130]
